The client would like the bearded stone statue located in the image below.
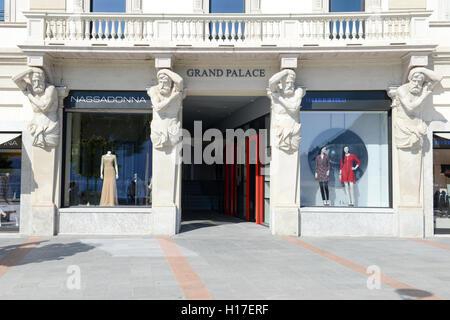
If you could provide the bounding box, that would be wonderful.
[389,67,442,152]
[267,69,305,153]
[388,67,442,207]
[147,69,185,150]
[12,67,59,149]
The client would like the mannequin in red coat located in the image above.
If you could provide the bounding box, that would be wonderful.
[339,146,360,206]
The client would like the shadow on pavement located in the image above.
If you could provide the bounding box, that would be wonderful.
[395,288,436,300]
[180,211,245,233]
[0,241,96,267]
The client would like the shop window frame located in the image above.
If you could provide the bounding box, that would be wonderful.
[61,91,153,209]
[300,90,393,209]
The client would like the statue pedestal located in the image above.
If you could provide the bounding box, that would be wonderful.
[271,147,300,236]
[397,148,422,206]
[30,147,57,236]
[397,207,424,238]
[151,145,181,235]
[396,148,424,237]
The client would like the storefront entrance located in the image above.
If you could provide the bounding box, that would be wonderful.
[0,133,22,232]
[181,95,270,226]
[433,133,450,235]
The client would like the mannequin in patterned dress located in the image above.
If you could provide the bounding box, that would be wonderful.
[315,146,330,206]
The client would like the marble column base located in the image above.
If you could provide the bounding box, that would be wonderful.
[31,204,56,236]
[271,205,300,236]
[397,207,424,238]
[397,148,422,207]
[151,205,180,236]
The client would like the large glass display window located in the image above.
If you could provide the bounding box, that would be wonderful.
[63,113,152,207]
[433,133,450,234]
[0,133,22,231]
[300,91,391,208]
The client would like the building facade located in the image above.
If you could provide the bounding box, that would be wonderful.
[0,0,449,237]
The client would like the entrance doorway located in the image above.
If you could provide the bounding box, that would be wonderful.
[181,95,270,226]
[433,133,450,235]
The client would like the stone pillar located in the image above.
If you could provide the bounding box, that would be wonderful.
[72,0,83,12]
[12,65,68,236]
[269,55,305,236]
[366,0,382,12]
[147,56,184,235]
[127,0,143,13]
[388,60,442,237]
[312,0,327,13]
[193,0,204,13]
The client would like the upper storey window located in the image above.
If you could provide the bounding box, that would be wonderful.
[0,0,5,21]
[329,0,364,12]
[210,0,244,13]
[91,0,126,12]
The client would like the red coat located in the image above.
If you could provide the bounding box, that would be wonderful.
[340,153,360,184]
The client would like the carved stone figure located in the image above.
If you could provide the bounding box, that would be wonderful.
[147,69,185,150]
[389,67,442,151]
[12,67,59,149]
[267,69,305,153]
[388,67,442,207]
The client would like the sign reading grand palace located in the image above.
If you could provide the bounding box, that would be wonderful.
[186,68,266,78]
[65,91,152,109]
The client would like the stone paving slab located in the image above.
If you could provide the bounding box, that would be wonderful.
[0,213,450,300]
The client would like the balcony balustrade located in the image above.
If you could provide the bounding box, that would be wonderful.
[23,11,431,48]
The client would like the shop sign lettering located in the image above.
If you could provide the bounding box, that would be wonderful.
[0,136,22,149]
[70,96,147,104]
[65,91,152,109]
[186,68,266,78]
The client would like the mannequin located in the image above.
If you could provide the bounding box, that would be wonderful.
[339,146,360,206]
[315,146,330,206]
[0,208,7,227]
[100,151,119,206]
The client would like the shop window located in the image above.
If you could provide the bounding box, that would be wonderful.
[0,0,4,21]
[329,0,364,12]
[300,91,391,208]
[63,103,152,207]
[91,0,126,12]
[0,133,21,232]
[433,133,450,234]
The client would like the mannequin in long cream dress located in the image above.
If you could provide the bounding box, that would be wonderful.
[100,151,119,206]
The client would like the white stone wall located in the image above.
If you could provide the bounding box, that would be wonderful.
[0,0,449,236]
[0,52,33,234]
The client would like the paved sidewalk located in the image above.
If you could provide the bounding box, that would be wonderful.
[0,212,449,300]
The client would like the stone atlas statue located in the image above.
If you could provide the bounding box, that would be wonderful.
[390,67,442,152]
[12,67,59,149]
[388,67,442,205]
[147,69,185,150]
[267,69,305,153]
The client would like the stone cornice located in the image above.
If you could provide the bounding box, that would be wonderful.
[17,43,439,61]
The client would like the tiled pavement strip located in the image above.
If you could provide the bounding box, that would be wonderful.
[0,212,449,300]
